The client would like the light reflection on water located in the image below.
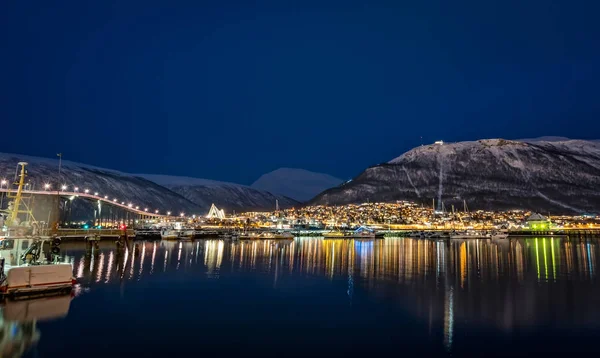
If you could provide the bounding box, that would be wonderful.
[1,236,599,356]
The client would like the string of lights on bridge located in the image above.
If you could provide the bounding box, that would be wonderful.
[0,179,189,219]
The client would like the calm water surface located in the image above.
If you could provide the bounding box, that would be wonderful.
[4,237,600,357]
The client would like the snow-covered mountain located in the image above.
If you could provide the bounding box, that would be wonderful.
[0,153,201,216]
[309,138,600,214]
[251,168,343,202]
[0,152,297,217]
[136,174,298,212]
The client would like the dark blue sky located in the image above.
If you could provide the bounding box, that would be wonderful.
[1,1,599,184]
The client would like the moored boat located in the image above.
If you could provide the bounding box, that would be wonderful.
[160,228,195,240]
[0,238,75,298]
[450,230,488,239]
[323,230,352,239]
[134,228,161,240]
[272,231,294,239]
[239,232,261,240]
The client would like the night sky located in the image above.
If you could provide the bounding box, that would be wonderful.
[1,1,599,184]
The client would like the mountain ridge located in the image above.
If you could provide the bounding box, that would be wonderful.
[0,152,296,215]
[310,138,600,214]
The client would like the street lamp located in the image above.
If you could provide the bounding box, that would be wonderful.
[135,206,139,210]
[104,196,108,199]
[94,192,98,196]
[0,179,6,186]
[155,210,159,214]
[167,211,171,216]
[84,189,89,194]
[128,203,132,208]
[144,208,148,212]
[74,187,79,192]
[44,183,51,190]
[113,198,117,202]
[180,213,185,217]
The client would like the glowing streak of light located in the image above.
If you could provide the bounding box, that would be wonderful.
[89,251,95,273]
[543,239,548,281]
[164,250,168,272]
[443,286,454,352]
[551,238,556,282]
[105,251,114,283]
[176,242,183,270]
[150,243,156,275]
[535,239,540,282]
[76,257,84,278]
[123,248,129,270]
[138,244,146,279]
[216,241,224,269]
[129,247,136,279]
[95,253,105,283]
[587,242,593,278]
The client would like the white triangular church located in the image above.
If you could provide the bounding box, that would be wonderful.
[206,203,225,220]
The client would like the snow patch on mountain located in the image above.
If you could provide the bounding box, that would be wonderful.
[251,168,343,202]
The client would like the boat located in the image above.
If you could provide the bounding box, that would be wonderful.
[134,227,161,240]
[272,231,294,239]
[160,226,195,240]
[239,232,261,240]
[351,231,376,239]
[194,230,219,238]
[0,238,75,298]
[450,230,488,239]
[322,230,352,239]
[351,226,383,239]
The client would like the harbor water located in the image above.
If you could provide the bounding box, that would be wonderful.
[5,237,600,356]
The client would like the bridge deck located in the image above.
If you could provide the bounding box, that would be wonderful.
[0,188,168,218]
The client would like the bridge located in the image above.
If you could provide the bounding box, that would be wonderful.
[0,187,169,219]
